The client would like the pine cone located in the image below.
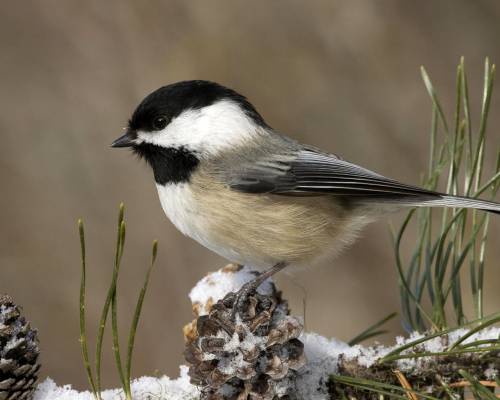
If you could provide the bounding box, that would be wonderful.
[0,295,40,400]
[184,275,306,400]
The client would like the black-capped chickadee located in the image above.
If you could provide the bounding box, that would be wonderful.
[112,80,499,299]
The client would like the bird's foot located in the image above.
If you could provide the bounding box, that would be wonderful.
[231,262,287,320]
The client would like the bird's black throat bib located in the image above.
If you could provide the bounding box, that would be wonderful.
[133,144,200,185]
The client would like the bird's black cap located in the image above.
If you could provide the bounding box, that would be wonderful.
[127,80,269,133]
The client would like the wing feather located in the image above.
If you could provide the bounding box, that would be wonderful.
[228,149,438,198]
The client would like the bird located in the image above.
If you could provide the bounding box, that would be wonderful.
[112,80,499,306]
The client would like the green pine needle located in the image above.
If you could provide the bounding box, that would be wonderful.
[124,239,158,397]
[78,219,99,400]
[111,219,128,397]
[95,203,126,396]
[348,312,397,346]
[331,374,442,400]
[395,58,498,332]
[77,203,157,400]
[458,370,498,400]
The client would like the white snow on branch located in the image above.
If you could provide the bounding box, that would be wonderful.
[296,328,500,399]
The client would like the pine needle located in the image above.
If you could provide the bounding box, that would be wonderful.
[348,312,397,346]
[78,219,99,400]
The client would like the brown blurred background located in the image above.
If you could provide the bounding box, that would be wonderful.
[1,0,499,390]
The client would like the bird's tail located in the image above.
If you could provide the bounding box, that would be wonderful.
[421,195,500,214]
[359,194,500,215]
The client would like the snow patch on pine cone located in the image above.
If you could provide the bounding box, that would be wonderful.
[189,264,274,317]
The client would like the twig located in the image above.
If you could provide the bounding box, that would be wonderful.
[393,370,418,400]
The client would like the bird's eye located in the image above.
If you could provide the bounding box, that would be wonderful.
[152,116,168,130]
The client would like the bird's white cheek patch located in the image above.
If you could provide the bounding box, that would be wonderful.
[137,131,177,148]
[137,101,260,155]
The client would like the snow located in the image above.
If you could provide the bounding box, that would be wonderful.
[296,333,349,399]
[485,364,498,380]
[188,264,274,316]
[33,366,199,400]
[30,266,500,399]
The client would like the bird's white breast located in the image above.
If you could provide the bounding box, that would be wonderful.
[156,183,201,238]
[155,183,241,262]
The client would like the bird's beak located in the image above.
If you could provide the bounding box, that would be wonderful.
[111,129,137,148]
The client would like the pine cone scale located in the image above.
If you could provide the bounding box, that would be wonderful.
[0,379,16,390]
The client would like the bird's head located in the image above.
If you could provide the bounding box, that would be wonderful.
[112,80,268,163]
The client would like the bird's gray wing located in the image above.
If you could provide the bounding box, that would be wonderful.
[227,148,438,198]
